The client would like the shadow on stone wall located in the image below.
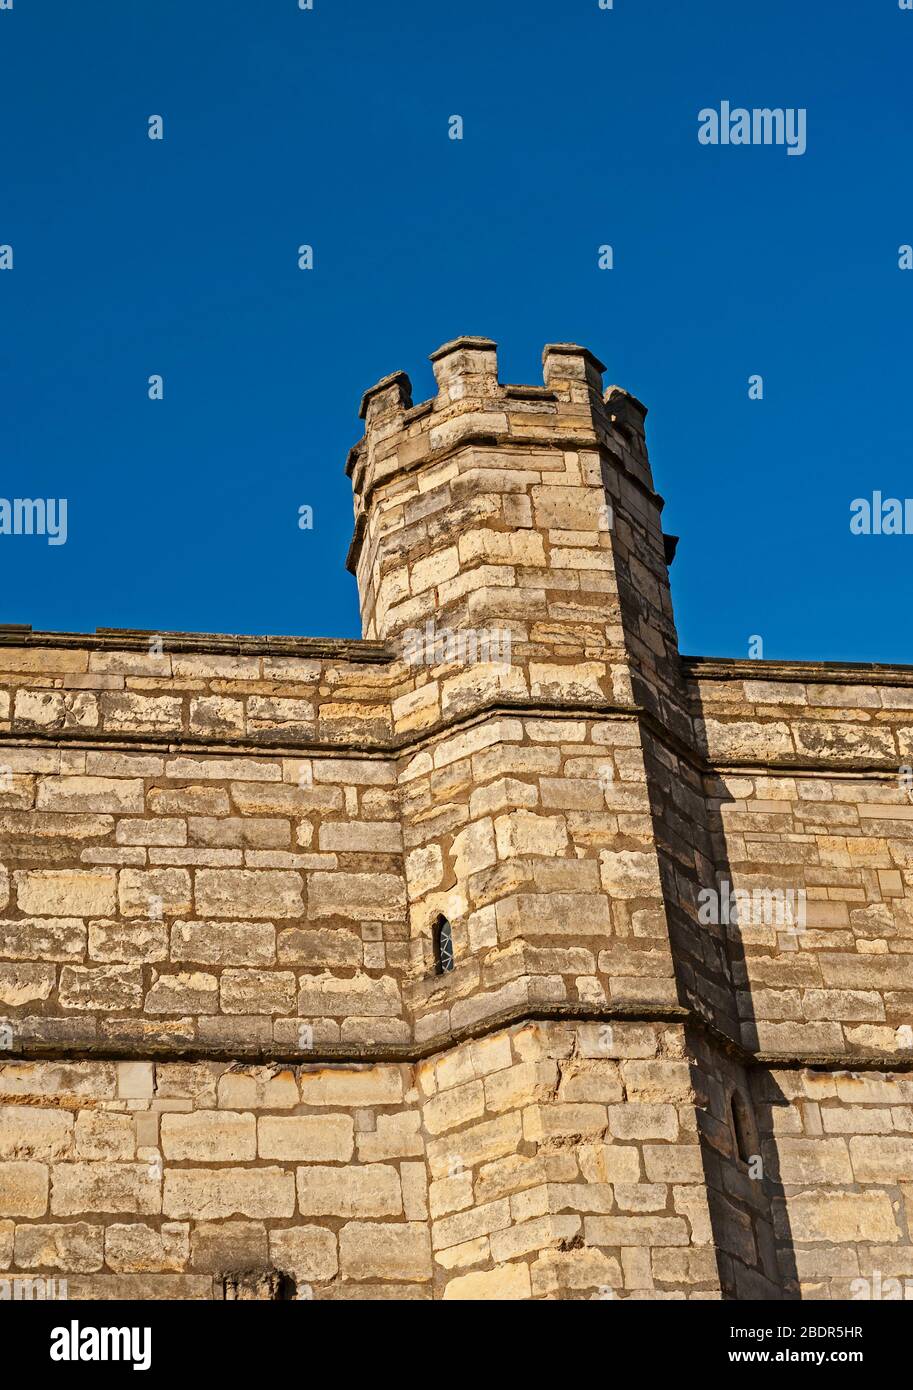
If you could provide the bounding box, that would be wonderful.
[646,680,801,1299]
[699,775,800,1299]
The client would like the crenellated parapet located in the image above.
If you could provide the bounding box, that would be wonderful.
[346,338,679,741]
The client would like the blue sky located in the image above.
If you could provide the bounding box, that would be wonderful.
[2,0,911,661]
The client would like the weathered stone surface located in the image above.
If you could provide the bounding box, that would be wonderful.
[14,1221,104,1272]
[258,1115,354,1162]
[105,1222,190,1273]
[89,918,168,963]
[0,1106,73,1160]
[161,1111,257,1162]
[297,1164,402,1218]
[16,869,116,917]
[36,777,143,814]
[102,692,183,732]
[220,969,296,1015]
[0,1162,49,1216]
[599,850,662,898]
[0,917,85,961]
[269,1224,338,1282]
[297,1069,404,1108]
[144,972,218,1013]
[785,1191,900,1244]
[849,1136,913,1183]
[119,869,192,918]
[51,1162,160,1217]
[194,870,304,919]
[59,965,143,1011]
[189,1221,268,1272]
[15,689,98,730]
[776,1139,853,1185]
[171,920,275,966]
[297,972,401,1018]
[163,1168,295,1220]
[0,962,55,1005]
[74,1111,136,1160]
[307,873,405,922]
[338,1221,431,1281]
[443,1263,532,1299]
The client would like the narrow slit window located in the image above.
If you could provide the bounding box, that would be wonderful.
[433,915,454,975]
[730,1090,755,1166]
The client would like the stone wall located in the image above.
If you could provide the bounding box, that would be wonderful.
[1,337,911,1299]
[689,661,913,1060]
[0,670,407,1052]
[753,1067,913,1300]
[1,1021,723,1300]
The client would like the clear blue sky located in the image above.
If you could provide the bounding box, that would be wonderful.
[2,0,911,661]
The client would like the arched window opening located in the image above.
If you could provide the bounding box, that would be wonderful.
[433,916,454,975]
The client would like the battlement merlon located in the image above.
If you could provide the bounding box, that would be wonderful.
[345,337,661,581]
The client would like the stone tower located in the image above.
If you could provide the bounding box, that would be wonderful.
[1,337,911,1299]
[344,334,769,1296]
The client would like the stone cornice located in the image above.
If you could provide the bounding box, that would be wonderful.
[0,627,390,663]
[1,689,911,779]
[684,655,913,686]
[6,1002,911,1073]
[0,697,644,757]
[4,636,910,682]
